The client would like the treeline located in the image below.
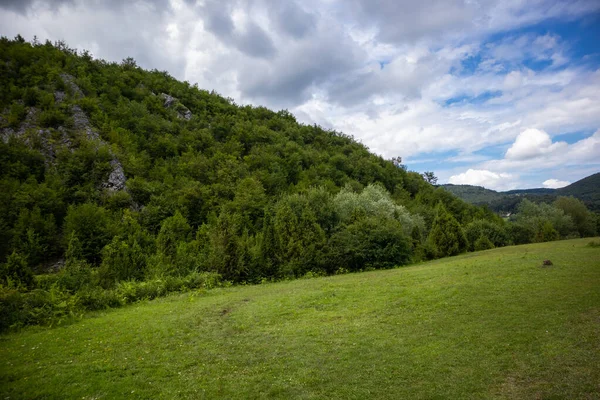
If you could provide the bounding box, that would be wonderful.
[0,37,597,330]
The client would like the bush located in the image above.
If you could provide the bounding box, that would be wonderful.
[474,235,494,251]
[64,203,114,264]
[0,270,223,332]
[56,259,93,293]
[506,222,535,245]
[465,220,508,251]
[38,108,67,128]
[98,236,146,288]
[0,252,35,289]
[327,215,411,272]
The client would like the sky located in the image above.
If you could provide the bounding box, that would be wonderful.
[1,0,599,191]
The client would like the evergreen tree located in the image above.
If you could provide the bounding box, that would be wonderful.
[427,202,467,258]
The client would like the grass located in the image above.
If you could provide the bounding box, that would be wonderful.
[1,238,599,399]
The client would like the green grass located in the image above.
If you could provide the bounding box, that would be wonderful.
[2,238,599,399]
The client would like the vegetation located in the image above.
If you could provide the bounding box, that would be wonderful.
[1,238,598,399]
[0,37,598,330]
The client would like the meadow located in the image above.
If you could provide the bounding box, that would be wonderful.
[1,238,599,399]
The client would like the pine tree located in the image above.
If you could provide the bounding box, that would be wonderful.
[427,202,468,258]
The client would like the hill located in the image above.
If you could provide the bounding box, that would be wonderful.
[1,238,599,399]
[442,172,600,213]
[0,37,498,289]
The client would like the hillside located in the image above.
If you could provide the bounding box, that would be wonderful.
[1,238,599,399]
[442,172,600,212]
[0,37,498,287]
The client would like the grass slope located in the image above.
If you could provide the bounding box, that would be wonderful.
[1,238,599,399]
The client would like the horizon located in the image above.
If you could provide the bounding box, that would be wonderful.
[2,0,599,190]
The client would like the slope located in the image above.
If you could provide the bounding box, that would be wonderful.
[0,36,495,286]
[1,238,599,399]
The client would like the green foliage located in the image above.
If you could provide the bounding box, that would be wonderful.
[554,196,596,237]
[7,102,27,129]
[537,221,560,243]
[427,202,468,258]
[0,37,520,326]
[1,252,34,289]
[273,190,328,277]
[327,215,411,272]
[465,219,508,251]
[512,199,576,241]
[473,235,494,251]
[156,211,191,259]
[38,108,67,128]
[64,203,114,264]
[57,259,93,293]
[505,222,535,245]
[98,237,146,288]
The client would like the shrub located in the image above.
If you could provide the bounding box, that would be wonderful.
[465,220,508,251]
[506,222,535,245]
[0,252,35,289]
[327,215,411,272]
[63,203,114,264]
[474,235,494,251]
[98,236,146,288]
[38,108,66,128]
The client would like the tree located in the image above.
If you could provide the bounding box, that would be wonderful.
[64,203,114,265]
[465,219,508,251]
[427,202,468,258]
[554,196,596,237]
[422,171,438,185]
[156,211,192,259]
[327,215,411,272]
[512,199,576,240]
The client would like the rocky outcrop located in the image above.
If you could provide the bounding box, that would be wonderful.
[1,106,38,142]
[59,73,84,98]
[102,159,127,191]
[160,93,192,120]
[1,74,128,192]
[71,104,99,141]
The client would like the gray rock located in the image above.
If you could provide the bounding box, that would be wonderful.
[71,104,99,140]
[103,159,127,191]
[59,73,84,98]
[54,91,66,103]
[159,93,192,120]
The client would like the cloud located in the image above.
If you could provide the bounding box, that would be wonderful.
[199,1,276,59]
[543,179,570,188]
[505,128,567,160]
[448,169,515,191]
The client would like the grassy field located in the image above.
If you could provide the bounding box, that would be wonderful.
[1,238,599,399]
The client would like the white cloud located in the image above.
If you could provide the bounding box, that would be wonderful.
[448,169,515,191]
[543,179,570,189]
[505,128,567,160]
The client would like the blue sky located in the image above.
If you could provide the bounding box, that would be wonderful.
[1,0,599,190]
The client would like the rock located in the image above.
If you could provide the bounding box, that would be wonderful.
[59,73,84,98]
[71,104,99,140]
[159,93,192,120]
[54,91,66,103]
[103,159,127,191]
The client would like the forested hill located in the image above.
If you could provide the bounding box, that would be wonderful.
[0,36,500,284]
[442,172,600,213]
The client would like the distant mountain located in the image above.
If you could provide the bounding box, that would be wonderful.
[441,173,600,213]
